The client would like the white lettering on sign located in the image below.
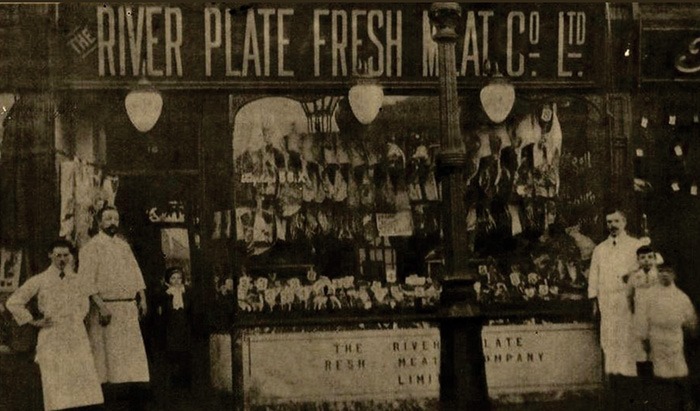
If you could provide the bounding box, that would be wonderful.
[557,11,586,78]
[203,6,295,78]
[422,11,438,76]
[88,5,598,82]
[676,37,700,74]
[242,328,440,405]
[481,323,602,395]
[314,9,402,77]
[66,25,97,58]
[97,5,184,77]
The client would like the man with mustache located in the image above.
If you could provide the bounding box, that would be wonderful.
[588,207,646,409]
[6,239,103,410]
[79,206,150,410]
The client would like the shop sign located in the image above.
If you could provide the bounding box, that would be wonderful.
[376,211,414,237]
[482,323,602,395]
[641,27,700,82]
[57,3,605,89]
[241,327,440,405]
[146,201,186,223]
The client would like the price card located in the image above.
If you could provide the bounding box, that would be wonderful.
[694,114,699,124]
[675,145,684,157]
[386,267,397,283]
[287,170,295,183]
[669,115,677,126]
[672,182,681,192]
[278,171,287,184]
[636,148,644,157]
[641,117,648,128]
[692,184,698,196]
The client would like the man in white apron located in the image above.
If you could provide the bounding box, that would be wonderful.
[79,206,150,407]
[588,208,644,408]
[6,239,103,411]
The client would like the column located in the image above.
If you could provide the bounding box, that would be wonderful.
[429,3,489,410]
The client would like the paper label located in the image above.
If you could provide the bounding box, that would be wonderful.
[674,145,684,156]
[692,185,698,196]
[635,148,644,157]
[672,182,681,192]
[376,211,414,237]
[386,267,397,283]
[694,114,699,124]
[641,117,648,128]
[669,115,677,126]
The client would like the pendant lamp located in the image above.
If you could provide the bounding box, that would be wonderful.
[348,59,384,125]
[480,61,515,124]
[124,64,163,133]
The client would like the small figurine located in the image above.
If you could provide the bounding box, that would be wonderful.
[158,267,193,388]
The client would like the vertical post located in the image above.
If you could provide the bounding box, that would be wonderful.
[429,3,489,410]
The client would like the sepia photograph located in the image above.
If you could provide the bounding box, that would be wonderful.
[0,2,698,410]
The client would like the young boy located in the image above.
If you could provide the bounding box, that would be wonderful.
[635,266,697,410]
[625,246,659,372]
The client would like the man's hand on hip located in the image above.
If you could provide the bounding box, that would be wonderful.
[99,308,112,326]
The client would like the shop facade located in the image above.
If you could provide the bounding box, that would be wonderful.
[0,2,667,410]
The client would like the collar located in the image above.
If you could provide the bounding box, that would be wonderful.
[97,231,122,244]
[46,265,74,278]
[607,231,629,244]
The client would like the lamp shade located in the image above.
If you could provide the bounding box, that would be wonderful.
[480,80,515,124]
[125,86,163,133]
[348,84,384,125]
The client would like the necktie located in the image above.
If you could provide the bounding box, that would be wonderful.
[612,240,617,247]
[59,271,65,279]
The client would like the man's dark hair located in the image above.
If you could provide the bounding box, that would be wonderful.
[636,245,654,256]
[657,265,676,276]
[604,206,627,219]
[49,238,74,254]
[96,205,118,223]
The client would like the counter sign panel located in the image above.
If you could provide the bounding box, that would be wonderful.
[57,3,605,89]
[482,323,602,396]
[241,328,440,405]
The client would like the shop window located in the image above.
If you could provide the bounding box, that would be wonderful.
[461,95,606,306]
[225,96,443,315]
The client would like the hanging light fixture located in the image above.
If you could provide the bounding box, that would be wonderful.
[300,95,340,138]
[124,63,163,133]
[479,61,515,124]
[348,58,384,125]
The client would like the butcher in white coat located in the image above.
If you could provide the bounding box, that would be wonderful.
[588,209,645,377]
[6,239,103,411]
[79,206,150,390]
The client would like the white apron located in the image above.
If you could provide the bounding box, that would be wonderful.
[37,317,104,410]
[588,234,642,376]
[5,269,104,411]
[88,300,150,383]
[79,232,150,384]
[599,290,636,376]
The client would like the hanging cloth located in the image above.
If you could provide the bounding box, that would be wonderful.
[0,93,58,274]
[59,161,77,239]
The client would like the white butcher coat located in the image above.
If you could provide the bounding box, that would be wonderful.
[6,266,104,411]
[628,266,659,361]
[636,284,697,378]
[588,232,643,376]
[79,231,150,384]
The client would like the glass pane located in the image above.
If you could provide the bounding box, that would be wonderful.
[161,227,191,284]
[230,95,444,314]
